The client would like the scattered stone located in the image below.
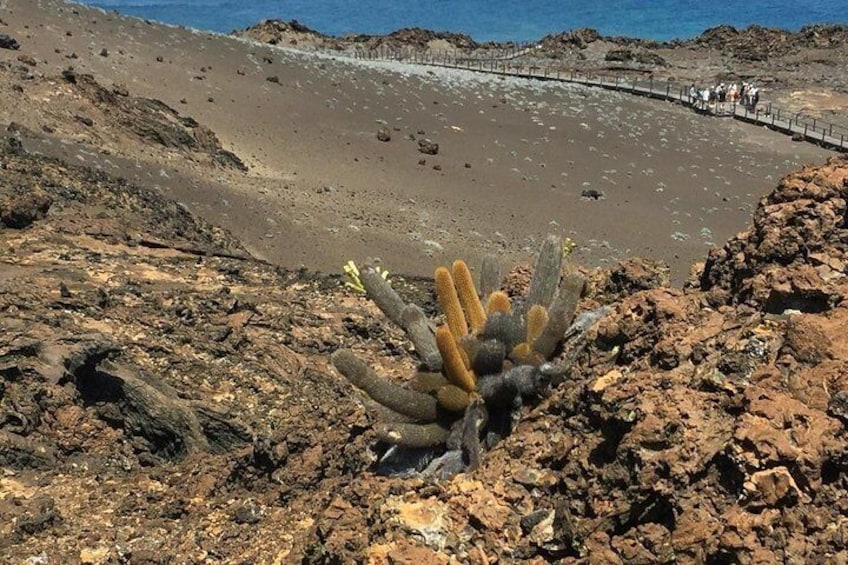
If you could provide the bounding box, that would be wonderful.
[265,75,280,83]
[432,164,442,171]
[466,489,511,531]
[59,282,72,298]
[232,499,263,524]
[74,114,94,127]
[0,34,20,50]
[581,187,605,200]
[14,497,62,538]
[376,127,391,142]
[385,498,448,549]
[61,68,77,83]
[99,48,108,57]
[79,547,109,564]
[17,54,36,66]
[417,138,438,155]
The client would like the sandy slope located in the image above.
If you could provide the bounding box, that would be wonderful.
[0,0,836,283]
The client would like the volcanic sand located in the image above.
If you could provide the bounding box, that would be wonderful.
[0,0,836,282]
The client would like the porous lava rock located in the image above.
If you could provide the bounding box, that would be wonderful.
[296,157,848,564]
[0,34,20,50]
[700,154,848,312]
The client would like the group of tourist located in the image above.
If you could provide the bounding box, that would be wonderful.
[688,82,760,112]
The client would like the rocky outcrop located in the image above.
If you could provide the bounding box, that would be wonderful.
[363,27,479,50]
[694,24,792,60]
[60,70,247,171]
[0,142,368,559]
[700,155,848,312]
[236,18,325,45]
[539,28,602,50]
[237,22,479,51]
[3,141,848,562]
[294,157,848,563]
[605,48,668,66]
[796,24,848,48]
[690,24,848,60]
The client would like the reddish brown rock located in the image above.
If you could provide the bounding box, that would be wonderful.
[701,155,848,312]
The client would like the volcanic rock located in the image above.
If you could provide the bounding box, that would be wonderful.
[417,139,438,155]
[0,186,52,229]
[0,33,20,50]
[700,155,848,311]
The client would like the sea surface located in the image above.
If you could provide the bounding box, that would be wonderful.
[79,0,846,42]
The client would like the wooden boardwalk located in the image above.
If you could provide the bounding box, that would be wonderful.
[346,48,848,152]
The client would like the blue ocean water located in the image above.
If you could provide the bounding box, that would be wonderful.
[79,0,846,42]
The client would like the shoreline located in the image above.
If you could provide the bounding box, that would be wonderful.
[236,19,848,49]
[237,19,848,130]
[73,0,846,43]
